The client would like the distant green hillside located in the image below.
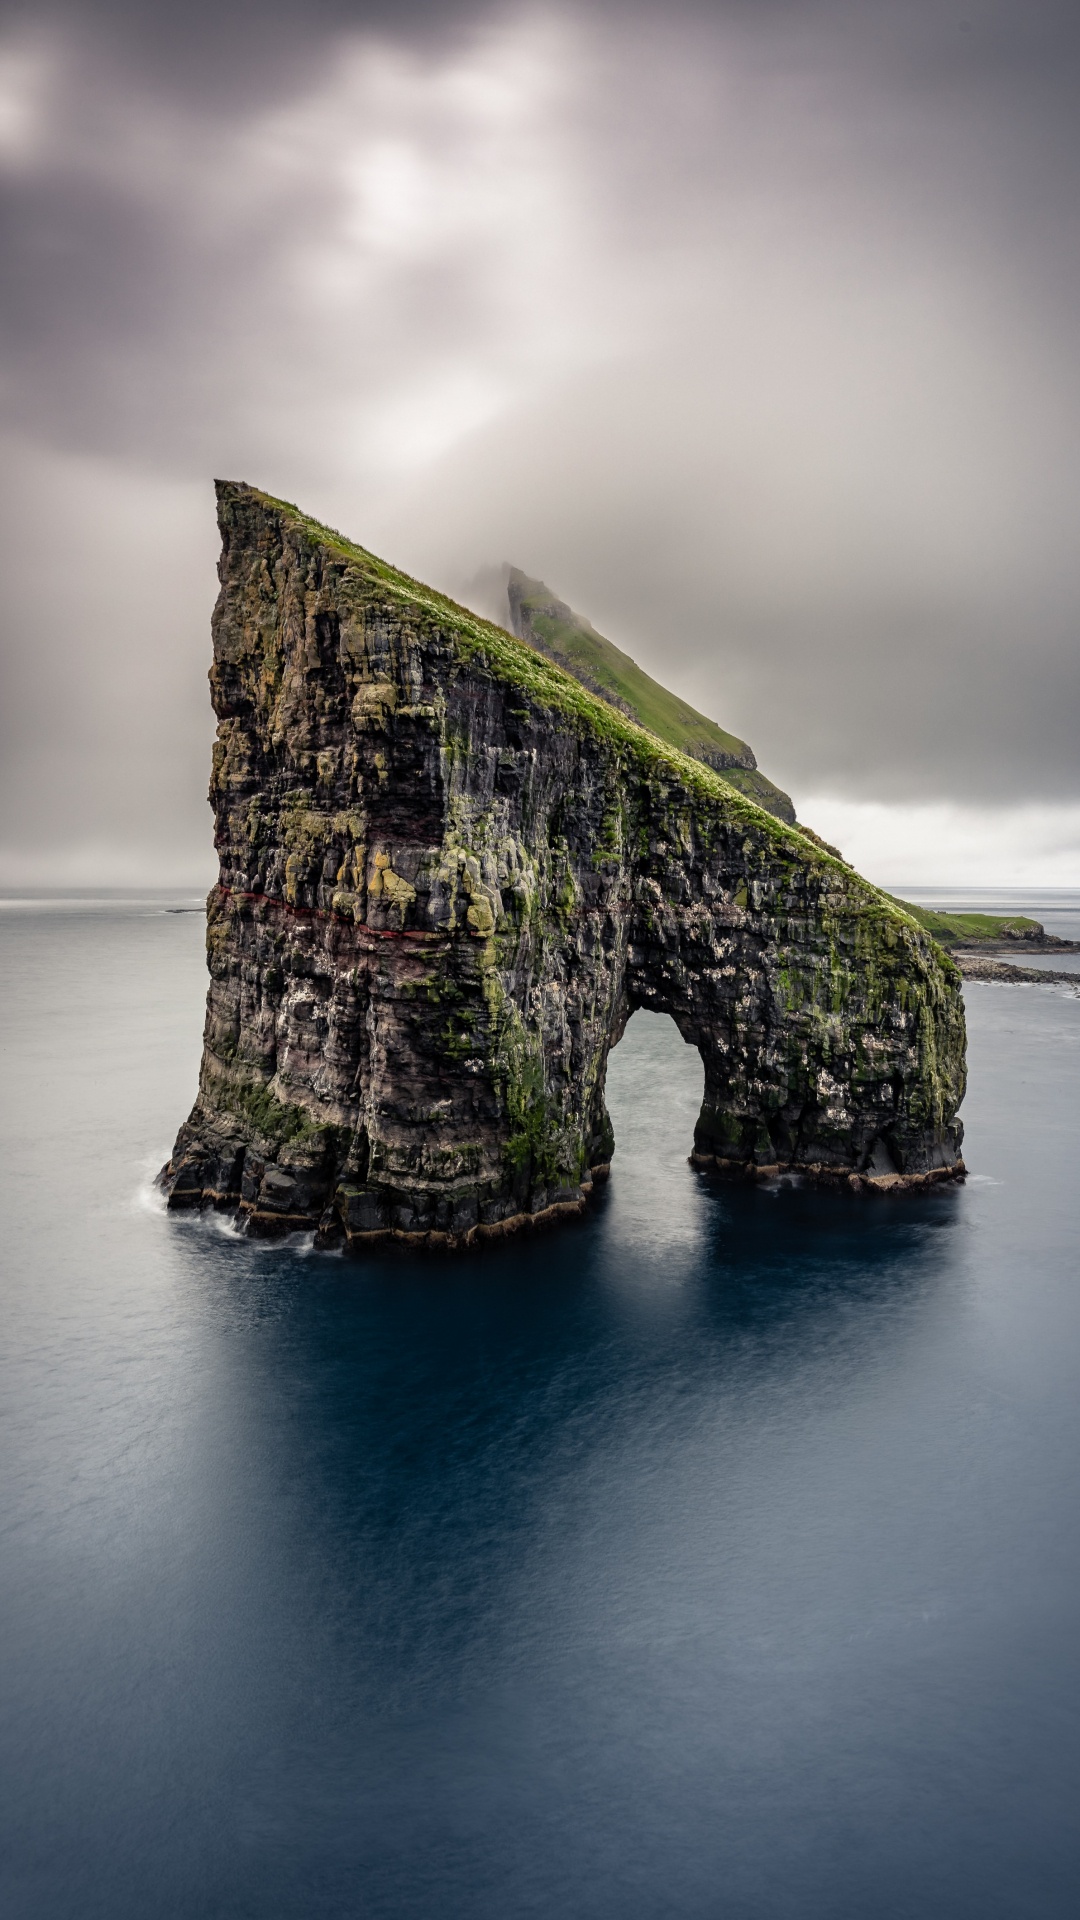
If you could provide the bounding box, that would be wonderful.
[507,568,795,823]
[884,898,1042,947]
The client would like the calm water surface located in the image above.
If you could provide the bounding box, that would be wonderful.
[2,895,1079,1918]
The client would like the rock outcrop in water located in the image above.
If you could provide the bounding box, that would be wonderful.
[161,482,967,1246]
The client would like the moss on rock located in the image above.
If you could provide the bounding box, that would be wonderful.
[161,482,967,1246]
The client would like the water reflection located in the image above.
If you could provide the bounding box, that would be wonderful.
[143,1017,974,1917]
[162,1014,964,1715]
[9,915,1078,1920]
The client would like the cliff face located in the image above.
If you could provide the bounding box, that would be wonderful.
[162,482,966,1247]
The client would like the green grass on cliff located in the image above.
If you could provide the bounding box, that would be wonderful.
[225,484,951,953]
[507,569,795,823]
[241,485,804,842]
[511,574,751,762]
[883,898,1041,947]
[235,486,781,820]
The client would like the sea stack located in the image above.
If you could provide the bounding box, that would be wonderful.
[161,482,967,1247]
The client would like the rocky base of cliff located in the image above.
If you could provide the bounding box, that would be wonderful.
[690,1152,966,1193]
[162,1155,613,1251]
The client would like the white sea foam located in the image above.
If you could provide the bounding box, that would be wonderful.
[129,1154,169,1217]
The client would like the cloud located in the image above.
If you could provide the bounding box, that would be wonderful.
[0,435,218,888]
[1,0,1079,883]
[796,795,1080,891]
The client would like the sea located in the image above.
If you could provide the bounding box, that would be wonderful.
[1,888,1079,1919]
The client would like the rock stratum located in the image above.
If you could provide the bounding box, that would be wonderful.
[161,482,967,1247]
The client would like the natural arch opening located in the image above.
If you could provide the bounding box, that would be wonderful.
[605,1011,706,1179]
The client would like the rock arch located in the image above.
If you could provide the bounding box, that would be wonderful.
[162,483,966,1246]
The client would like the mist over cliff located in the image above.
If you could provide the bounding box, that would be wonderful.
[1,0,1079,885]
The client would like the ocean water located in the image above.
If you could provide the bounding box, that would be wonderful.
[902,886,1080,973]
[1,893,1079,1919]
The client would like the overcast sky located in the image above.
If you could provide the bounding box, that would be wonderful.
[1,0,1078,888]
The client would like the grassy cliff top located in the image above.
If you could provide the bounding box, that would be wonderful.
[219,482,949,948]
[506,569,795,823]
[884,898,1042,946]
[221,482,782,821]
[508,569,754,764]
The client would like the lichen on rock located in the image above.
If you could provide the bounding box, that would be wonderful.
[161,481,966,1248]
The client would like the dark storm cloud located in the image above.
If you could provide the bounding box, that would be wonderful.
[0,0,475,102]
[2,0,1079,881]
